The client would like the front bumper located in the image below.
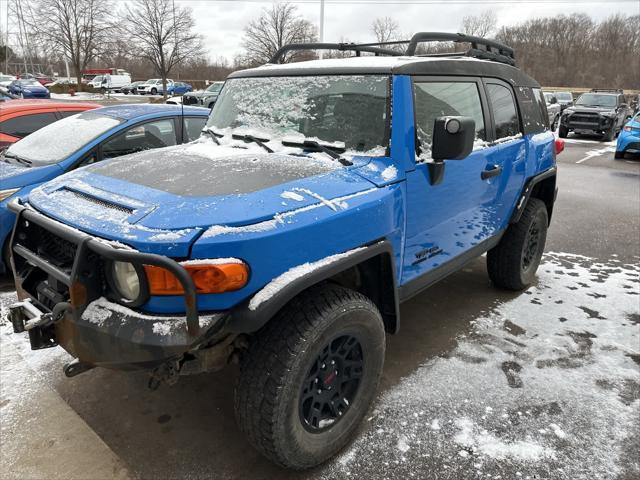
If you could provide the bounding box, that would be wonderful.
[7,200,228,369]
[561,112,615,133]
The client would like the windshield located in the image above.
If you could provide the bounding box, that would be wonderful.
[206,83,223,93]
[93,76,103,83]
[555,92,573,101]
[6,112,122,166]
[575,93,617,108]
[207,75,389,153]
[17,79,39,86]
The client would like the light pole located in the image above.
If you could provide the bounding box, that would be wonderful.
[319,0,325,59]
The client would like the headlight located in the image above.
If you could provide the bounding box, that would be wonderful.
[0,188,19,202]
[602,111,616,118]
[110,261,144,303]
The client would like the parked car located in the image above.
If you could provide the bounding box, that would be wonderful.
[137,78,173,95]
[121,81,145,95]
[0,74,16,87]
[0,104,209,274]
[5,33,561,470]
[543,92,561,129]
[615,112,640,159]
[0,100,99,150]
[559,89,632,141]
[7,79,50,99]
[554,91,573,112]
[164,81,193,95]
[632,94,640,115]
[182,81,224,108]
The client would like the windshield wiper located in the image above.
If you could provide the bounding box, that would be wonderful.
[202,127,222,145]
[281,139,353,166]
[3,152,32,166]
[232,133,274,153]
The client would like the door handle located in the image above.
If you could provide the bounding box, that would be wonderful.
[481,165,502,180]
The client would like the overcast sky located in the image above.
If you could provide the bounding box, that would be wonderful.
[182,0,638,62]
[0,0,637,63]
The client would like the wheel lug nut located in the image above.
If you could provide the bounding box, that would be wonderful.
[321,363,326,369]
[331,360,335,365]
[317,389,322,394]
[315,378,319,384]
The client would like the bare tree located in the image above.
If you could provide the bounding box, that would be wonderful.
[242,3,317,65]
[460,11,498,38]
[372,17,400,44]
[21,0,113,89]
[120,0,203,97]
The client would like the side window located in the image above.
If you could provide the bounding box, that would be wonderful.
[184,117,207,142]
[0,112,58,138]
[414,81,486,153]
[486,84,520,139]
[102,119,177,159]
[75,151,99,169]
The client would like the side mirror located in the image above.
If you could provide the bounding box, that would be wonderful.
[428,116,475,186]
[432,116,475,161]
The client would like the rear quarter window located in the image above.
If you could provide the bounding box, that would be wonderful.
[516,87,547,134]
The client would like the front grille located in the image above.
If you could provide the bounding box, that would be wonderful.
[37,226,78,267]
[569,113,601,127]
[63,188,134,215]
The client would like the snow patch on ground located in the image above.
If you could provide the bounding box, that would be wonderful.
[316,252,640,480]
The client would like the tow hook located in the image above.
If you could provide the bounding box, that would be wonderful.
[148,360,182,391]
[63,359,95,378]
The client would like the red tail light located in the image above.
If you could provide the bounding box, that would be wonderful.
[554,138,565,155]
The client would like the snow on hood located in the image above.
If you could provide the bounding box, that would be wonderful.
[27,137,378,250]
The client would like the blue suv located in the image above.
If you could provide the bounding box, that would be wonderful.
[7,33,559,469]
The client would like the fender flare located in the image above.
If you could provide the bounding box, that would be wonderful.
[510,166,557,224]
[228,240,399,334]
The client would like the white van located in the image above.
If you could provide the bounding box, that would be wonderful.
[91,73,132,92]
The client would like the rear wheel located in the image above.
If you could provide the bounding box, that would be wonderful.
[487,198,548,290]
[234,284,385,469]
[614,151,624,159]
[558,125,568,138]
[151,87,157,95]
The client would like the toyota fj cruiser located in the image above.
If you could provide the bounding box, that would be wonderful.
[7,33,561,469]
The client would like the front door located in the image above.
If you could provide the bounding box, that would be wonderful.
[401,77,519,288]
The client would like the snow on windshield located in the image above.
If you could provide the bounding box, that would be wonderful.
[575,94,617,108]
[7,112,122,166]
[207,75,389,154]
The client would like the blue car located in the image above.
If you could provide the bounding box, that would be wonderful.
[0,104,209,273]
[165,81,193,95]
[615,112,640,159]
[7,79,50,99]
[6,33,559,469]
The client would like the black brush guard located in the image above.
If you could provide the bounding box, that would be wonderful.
[8,200,201,336]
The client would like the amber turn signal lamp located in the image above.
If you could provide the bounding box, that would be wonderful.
[144,262,249,295]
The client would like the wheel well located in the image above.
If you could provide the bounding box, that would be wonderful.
[327,253,399,334]
[530,175,556,223]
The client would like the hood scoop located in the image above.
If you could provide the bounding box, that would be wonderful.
[61,187,135,215]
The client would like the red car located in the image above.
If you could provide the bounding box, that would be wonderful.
[0,100,100,150]
[18,73,55,86]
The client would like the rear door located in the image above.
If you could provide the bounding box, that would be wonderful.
[481,79,528,229]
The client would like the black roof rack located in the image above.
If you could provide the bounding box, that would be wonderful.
[590,88,624,94]
[269,42,404,64]
[407,32,516,66]
[269,32,517,67]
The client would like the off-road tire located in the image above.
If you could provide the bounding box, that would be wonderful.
[234,283,385,470]
[604,128,615,142]
[614,151,624,159]
[487,197,548,290]
[558,125,568,138]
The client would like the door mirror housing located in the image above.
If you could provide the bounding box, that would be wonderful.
[431,116,476,162]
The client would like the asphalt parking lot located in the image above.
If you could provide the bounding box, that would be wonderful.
[1,135,638,480]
